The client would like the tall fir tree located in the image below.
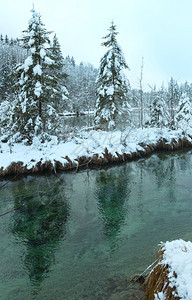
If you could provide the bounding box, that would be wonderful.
[11,8,62,143]
[94,22,130,129]
[48,34,68,112]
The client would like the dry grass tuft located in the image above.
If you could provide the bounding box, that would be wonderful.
[143,248,180,299]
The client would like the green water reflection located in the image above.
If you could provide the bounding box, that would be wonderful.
[0,150,192,299]
[96,169,131,251]
[11,178,69,287]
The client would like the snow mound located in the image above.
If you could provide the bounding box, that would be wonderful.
[160,240,192,299]
[146,239,192,299]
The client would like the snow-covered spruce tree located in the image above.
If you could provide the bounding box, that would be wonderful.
[48,34,69,112]
[12,8,62,143]
[94,22,131,129]
[146,85,168,127]
[175,92,192,131]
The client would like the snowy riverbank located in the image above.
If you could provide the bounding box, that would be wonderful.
[1,127,192,177]
[144,239,192,299]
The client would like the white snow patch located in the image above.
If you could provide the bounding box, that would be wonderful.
[28,38,35,47]
[40,48,46,58]
[106,86,114,96]
[44,56,54,64]
[33,64,42,76]
[155,292,165,300]
[34,81,42,97]
[155,240,192,299]
[31,47,35,54]
[23,56,33,72]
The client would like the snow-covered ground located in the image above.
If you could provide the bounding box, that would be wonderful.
[0,126,191,173]
[155,240,192,300]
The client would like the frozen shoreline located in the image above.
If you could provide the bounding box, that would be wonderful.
[0,127,192,177]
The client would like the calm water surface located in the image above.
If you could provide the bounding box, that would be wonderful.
[0,150,192,299]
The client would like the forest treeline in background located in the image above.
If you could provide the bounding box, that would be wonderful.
[0,8,192,145]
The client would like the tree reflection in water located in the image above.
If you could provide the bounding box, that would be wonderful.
[141,153,177,202]
[10,176,70,289]
[95,167,131,251]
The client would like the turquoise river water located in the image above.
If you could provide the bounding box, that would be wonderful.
[0,150,192,299]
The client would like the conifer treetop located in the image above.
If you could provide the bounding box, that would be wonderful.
[99,21,129,71]
[101,21,118,48]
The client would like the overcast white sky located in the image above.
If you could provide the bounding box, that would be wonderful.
[1,0,192,90]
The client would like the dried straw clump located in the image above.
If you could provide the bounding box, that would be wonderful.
[144,248,180,300]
